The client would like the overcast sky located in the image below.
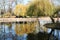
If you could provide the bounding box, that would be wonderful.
[52,0,60,6]
[0,0,60,10]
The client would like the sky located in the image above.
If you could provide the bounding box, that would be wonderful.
[0,0,60,10]
[52,0,60,6]
[0,0,31,8]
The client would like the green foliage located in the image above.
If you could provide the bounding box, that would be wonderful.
[26,0,55,17]
[26,3,45,17]
[52,6,60,17]
[26,4,36,17]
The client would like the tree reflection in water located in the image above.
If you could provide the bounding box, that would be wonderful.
[0,23,28,40]
[0,21,60,40]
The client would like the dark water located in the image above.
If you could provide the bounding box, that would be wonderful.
[40,20,60,40]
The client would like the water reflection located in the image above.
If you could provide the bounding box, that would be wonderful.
[0,23,27,40]
[40,20,52,33]
[0,20,60,40]
[40,20,60,40]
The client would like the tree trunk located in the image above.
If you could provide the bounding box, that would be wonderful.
[37,18,40,31]
[48,16,55,40]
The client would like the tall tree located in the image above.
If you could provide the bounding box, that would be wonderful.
[26,0,55,17]
[26,0,55,32]
[14,4,27,17]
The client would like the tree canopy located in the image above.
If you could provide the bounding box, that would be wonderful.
[14,4,27,17]
[26,0,55,17]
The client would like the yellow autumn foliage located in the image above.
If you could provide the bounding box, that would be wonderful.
[38,0,54,16]
[14,4,27,17]
[43,0,55,16]
[3,12,12,18]
[5,22,12,27]
[27,0,55,16]
[15,21,37,35]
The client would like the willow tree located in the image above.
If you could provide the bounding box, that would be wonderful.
[14,4,37,35]
[26,0,55,17]
[26,0,55,32]
[53,6,60,17]
[14,4,27,17]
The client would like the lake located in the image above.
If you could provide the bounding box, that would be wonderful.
[0,19,60,40]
